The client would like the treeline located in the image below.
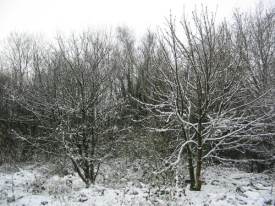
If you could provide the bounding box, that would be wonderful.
[0,7,274,190]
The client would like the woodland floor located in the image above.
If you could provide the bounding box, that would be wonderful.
[0,161,274,206]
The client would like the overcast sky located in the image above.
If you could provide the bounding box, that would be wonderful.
[0,0,274,40]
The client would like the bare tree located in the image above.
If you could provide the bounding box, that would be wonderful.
[135,9,273,191]
[234,7,275,93]
[55,32,115,187]
[7,32,121,187]
[233,6,275,171]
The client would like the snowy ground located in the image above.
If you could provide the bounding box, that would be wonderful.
[0,163,274,206]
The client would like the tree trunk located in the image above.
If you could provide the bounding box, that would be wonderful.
[182,128,196,190]
[187,148,196,190]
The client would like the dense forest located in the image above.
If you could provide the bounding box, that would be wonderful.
[0,6,274,198]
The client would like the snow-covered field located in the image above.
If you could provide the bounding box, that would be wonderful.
[0,163,274,206]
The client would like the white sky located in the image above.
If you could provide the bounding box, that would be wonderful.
[0,0,274,40]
